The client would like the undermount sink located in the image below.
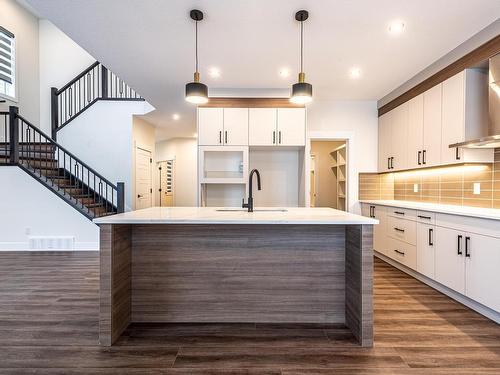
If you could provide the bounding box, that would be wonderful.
[216,208,288,212]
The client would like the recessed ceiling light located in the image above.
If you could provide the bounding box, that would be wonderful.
[172,113,180,120]
[388,20,405,34]
[279,68,290,78]
[208,67,221,78]
[349,67,362,79]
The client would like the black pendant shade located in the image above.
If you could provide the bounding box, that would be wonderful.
[290,10,312,104]
[185,9,208,104]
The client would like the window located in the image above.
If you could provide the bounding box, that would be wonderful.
[0,26,15,100]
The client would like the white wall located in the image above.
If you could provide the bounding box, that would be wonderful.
[132,116,156,209]
[57,100,154,210]
[0,0,39,124]
[307,100,379,214]
[0,167,99,250]
[38,19,95,134]
[156,137,197,206]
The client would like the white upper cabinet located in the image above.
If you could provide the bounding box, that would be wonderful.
[277,108,306,146]
[198,108,224,146]
[407,94,424,169]
[249,108,277,146]
[441,70,493,165]
[199,108,248,146]
[391,102,408,171]
[249,108,306,147]
[422,85,442,167]
[223,108,248,146]
[378,112,392,172]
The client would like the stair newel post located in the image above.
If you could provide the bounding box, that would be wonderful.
[51,87,59,141]
[8,106,19,165]
[101,65,108,99]
[117,182,125,213]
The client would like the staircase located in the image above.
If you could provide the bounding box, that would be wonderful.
[1,108,124,219]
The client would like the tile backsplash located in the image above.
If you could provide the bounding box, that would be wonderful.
[359,148,500,209]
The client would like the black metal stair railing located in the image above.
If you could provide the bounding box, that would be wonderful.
[51,61,144,139]
[1,106,125,219]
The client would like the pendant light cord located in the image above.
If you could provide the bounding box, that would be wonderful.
[300,20,304,73]
[195,20,199,73]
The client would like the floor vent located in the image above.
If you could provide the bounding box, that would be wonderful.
[28,236,75,250]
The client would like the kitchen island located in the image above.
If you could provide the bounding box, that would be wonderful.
[94,207,378,347]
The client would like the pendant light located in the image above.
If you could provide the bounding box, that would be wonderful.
[185,9,208,104]
[290,10,313,104]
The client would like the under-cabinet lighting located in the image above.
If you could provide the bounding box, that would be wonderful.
[388,20,405,35]
[394,165,488,178]
[172,113,180,120]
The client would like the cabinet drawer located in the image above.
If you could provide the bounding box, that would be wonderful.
[436,213,500,239]
[387,207,416,220]
[416,211,436,224]
[387,216,416,245]
[388,237,417,270]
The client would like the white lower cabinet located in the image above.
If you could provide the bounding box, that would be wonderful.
[416,223,435,279]
[465,233,500,312]
[363,203,500,314]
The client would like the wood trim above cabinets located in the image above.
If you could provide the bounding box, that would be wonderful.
[199,98,304,108]
[378,35,500,117]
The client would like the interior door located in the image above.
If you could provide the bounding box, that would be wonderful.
[198,108,224,146]
[465,233,500,311]
[423,84,443,167]
[135,148,152,210]
[435,226,465,294]
[249,108,277,146]
[277,108,306,146]
[407,94,424,169]
[223,108,248,146]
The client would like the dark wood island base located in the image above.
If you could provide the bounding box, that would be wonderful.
[99,223,373,347]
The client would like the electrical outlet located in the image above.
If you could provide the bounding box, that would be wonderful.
[413,184,419,193]
[473,182,481,195]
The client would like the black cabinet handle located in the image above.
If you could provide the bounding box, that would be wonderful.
[279,131,282,144]
[394,249,405,256]
[428,228,433,246]
[219,131,222,144]
[465,236,471,258]
[422,150,427,164]
[390,157,394,169]
[369,206,374,218]
[273,131,276,144]
[418,151,422,165]
[457,235,463,255]
[387,157,390,169]
[455,148,460,160]
[394,211,405,215]
[394,227,405,232]
[418,215,431,220]
[225,131,228,144]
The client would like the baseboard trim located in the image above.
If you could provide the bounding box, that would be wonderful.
[375,251,500,324]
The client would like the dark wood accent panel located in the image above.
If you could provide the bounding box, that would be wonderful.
[1,252,500,372]
[131,224,345,324]
[99,224,132,346]
[345,224,374,347]
[199,97,304,108]
[379,35,500,116]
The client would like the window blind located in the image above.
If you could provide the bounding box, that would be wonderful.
[0,26,14,85]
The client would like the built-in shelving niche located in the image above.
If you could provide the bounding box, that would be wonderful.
[330,144,347,211]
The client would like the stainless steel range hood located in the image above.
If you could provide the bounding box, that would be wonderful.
[450,53,500,149]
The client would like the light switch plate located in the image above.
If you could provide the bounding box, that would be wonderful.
[473,182,481,195]
[413,184,419,193]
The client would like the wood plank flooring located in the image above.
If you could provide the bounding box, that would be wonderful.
[0,251,499,374]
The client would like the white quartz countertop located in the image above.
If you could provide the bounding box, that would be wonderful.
[93,207,378,225]
[359,200,500,221]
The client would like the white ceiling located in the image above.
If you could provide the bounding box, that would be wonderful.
[25,0,500,139]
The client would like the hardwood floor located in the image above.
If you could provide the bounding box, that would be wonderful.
[0,251,499,374]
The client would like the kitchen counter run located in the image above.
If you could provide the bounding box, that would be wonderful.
[94,206,378,225]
